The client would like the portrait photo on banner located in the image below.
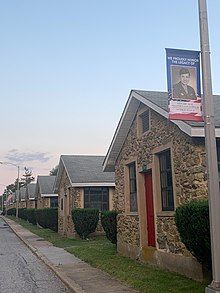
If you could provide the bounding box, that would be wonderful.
[171,65,197,101]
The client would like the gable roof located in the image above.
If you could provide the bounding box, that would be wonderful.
[135,90,220,128]
[26,183,36,199]
[103,90,220,172]
[20,186,26,200]
[36,176,56,195]
[54,155,115,192]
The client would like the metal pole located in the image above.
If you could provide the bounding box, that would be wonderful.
[16,166,19,218]
[2,194,4,213]
[5,190,8,216]
[198,1,220,292]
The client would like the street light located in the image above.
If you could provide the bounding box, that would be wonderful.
[198,0,220,292]
[0,162,20,218]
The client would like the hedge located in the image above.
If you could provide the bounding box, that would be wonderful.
[72,208,99,239]
[175,200,211,269]
[101,210,118,244]
[35,208,58,231]
[18,208,28,221]
[6,208,16,216]
[26,209,37,225]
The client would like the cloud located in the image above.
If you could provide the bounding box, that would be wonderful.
[4,150,52,164]
[8,149,18,153]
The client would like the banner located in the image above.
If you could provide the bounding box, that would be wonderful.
[166,48,203,121]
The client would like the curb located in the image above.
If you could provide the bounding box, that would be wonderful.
[1,216,84,293]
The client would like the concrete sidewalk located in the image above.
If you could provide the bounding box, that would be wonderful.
[2,216,137,293]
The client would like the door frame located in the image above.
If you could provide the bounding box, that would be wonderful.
[144,170,156,247]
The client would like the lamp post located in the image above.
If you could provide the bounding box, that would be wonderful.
[0,162,20,218]
[1,193,3,213]
[198,1,220,292]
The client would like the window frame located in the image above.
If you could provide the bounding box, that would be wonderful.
[216,139,220,178]
[60,198,64,210]
[50,197,58,208]
[158,150,174,212]
[128,162,138,212]
[140,109,150,134]
[84,187,109,211]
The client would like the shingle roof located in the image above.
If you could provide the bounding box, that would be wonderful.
[37,176,56,194]
[134,90,220,127]
[56,155,115,187]
[20,186,26,199]
[61,155,115,184]
[26,183,36,199]
[103,90,220,172]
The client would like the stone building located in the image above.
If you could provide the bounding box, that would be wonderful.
[103,90,220,280]
[54,155,115,237]
[26,183,37,209]
[19,186,27,208]
[35,176,58,209]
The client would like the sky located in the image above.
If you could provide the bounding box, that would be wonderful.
[0,0,219,194]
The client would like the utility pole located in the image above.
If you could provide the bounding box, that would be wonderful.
[16,166,20,218]
[1,194,3,212]
[198,1,220,292]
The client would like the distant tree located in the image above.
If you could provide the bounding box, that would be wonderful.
[49,165,58,176]
[3,167,34,203]
[20,167,35,187]
[6,183,16,193]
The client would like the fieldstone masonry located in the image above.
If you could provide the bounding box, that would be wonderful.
[37,196,50,209]
[117,214,140,247]
[26,200,36,209]
[115,103,208,276]
[58,167,113,237]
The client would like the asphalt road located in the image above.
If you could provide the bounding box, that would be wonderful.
[0,218,70,293]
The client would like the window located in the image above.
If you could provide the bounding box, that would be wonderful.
[216,139,220,177]
[128,162,138,212]
[61,198,63,210]
[50,197,58,207]
[159,150,174,211]
[140,110,150,133]
[84,187,109,211]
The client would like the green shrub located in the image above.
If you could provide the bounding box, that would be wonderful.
[175,200,211,269]
[101,210,118,244]
[72,208,99,239]
[26,209,37,225]
[6,208,16,216]
[18,208,28,220]
[35,208,58,231]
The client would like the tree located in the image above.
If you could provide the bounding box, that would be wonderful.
[4,167,35,195]
[49,165,58,176]
[20,167,35,187]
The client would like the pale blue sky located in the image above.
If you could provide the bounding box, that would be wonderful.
[0,0,219,193]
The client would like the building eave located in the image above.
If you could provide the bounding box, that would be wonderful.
[71,182,115,187]
[41,194,58,198]
[103,90,220,172]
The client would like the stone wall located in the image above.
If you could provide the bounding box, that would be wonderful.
[57,168,70,235]
[18,201,27,208]
[26,200,36,209]
[65,187,83,236]
[115,104,208,259]
[57,167,82,237]
[37,196,50,209]
[57,167,112,237]
[117,214,140,246]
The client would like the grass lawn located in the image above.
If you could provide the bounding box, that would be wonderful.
[7,216,207,293]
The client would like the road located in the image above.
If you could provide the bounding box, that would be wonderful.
[0,217,70,293]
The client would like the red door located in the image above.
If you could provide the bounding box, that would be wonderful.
[145,171,156,247]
